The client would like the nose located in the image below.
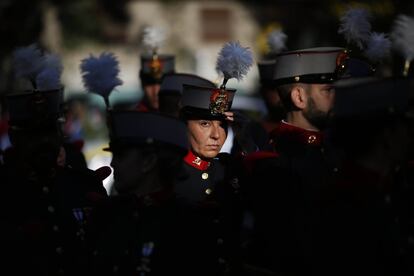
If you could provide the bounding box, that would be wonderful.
[210,124,220,140]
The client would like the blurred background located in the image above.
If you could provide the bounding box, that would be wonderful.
[0,0,412,191]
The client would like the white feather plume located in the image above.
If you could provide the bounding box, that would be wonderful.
[391,14,414,62]
[215,41,254,82]
[338,7,372,49]
[142,26,166,53]
[363,32,391,62]
[267,30,287,54]
[36,53,63,90]
[80,52,123,99]
[12,44,45,81]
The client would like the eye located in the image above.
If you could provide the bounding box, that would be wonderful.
[199,120,211,127]
[322,86,334,94]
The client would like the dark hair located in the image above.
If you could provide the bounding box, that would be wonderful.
[277,83,298,111]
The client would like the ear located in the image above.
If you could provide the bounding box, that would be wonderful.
[290,85,308,110]
[141,152,158,173]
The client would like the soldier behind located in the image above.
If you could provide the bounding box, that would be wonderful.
[158,73,217,118]
[244,47,349,275]
[256,29,288,133]
[0,44,108,275]
[329,77,414,276]
[86,111,189,276]
[136,27,175,112]
[257,60,285,133]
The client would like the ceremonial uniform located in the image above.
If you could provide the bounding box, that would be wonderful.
[174,81,245,275]
[244,47,347,275]
[257,60,285,133]
[327,77,414,276]
[86,111,189,276]
[136,54,175,112]
[1,46,110,275]
[2,88,107,275]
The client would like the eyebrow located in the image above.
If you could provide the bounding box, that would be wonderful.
[322,85,334,90]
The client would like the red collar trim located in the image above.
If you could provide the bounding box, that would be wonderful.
[136,102,150,112]
[184,150,210,171]
[270,121,324,146]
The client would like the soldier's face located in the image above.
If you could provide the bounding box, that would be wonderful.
[187,119,227,159]
[143,84,161,110]
[303,84,335,130]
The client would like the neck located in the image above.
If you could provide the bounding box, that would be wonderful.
[286,111,320,132]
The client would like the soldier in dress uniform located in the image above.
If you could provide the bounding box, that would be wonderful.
[86,110,189,276]
[243,47,350,275]
[172,42,254,275]
[175,82,245,275]
[0,45,108,275]
[329,76,414,276]
[158,73,216,118]
[256,60,286,133]
[136,54,175,112]
[136,27,175,112]
[256,30,288,134]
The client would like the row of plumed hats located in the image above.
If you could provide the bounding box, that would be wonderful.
[5,5,414,149]
[4,40,254,152]
[5,45,414,137]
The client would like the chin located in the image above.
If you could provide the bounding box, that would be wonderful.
[202,151,219,159]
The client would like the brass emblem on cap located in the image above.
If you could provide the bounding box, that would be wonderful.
[294,76,300,82]
[202,172,209,180]
[335,51,349,77]
[210,89,229,115]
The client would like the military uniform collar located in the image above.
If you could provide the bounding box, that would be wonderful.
[184,150,210,171]
[135,101,151,112]
[270,120,324,147]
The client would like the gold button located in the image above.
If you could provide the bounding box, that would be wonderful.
[202,172,209,180]
[205,188,212,195]
[307,135,316,144]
